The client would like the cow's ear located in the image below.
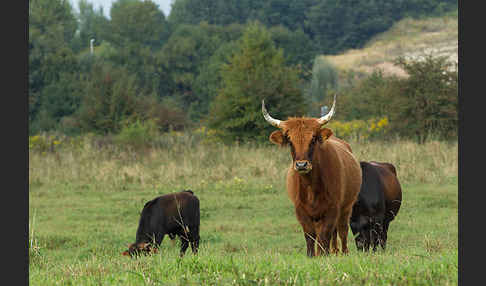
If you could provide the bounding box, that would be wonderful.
[138,242,149,250]
[122,251,130,256]
[269,130,286,146]
[320,128,333,141]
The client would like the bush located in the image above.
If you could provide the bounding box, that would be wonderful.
[389,55,458,142]
[336,55,457,143]
[75,64,189,135]
[114,119,159,148]
[327,117,390,141]
[29,133,84,153]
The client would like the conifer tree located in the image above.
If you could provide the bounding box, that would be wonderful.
[208,22,306,142]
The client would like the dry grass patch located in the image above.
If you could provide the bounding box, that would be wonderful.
[323,12,458,76]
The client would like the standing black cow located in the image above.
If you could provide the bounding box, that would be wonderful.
[350,161,402,251]
[122,190,200,257]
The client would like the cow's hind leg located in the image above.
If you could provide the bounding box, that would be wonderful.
[337,210,353,254]
[380,220,390,250]
[179,235,189,257]
[190,238,199,254]
[189,225,200,254]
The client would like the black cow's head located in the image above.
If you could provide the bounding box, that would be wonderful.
[122,242,158,258]
[350,212,383,252]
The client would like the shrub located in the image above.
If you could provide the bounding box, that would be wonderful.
[114,119,159,148]
[336,55,457,143]
[29,133,84,153]
[389,55,458,143]
[327,117,390,141]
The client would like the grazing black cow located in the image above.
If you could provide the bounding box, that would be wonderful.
[122,190,200,257]
[350,161,402,251]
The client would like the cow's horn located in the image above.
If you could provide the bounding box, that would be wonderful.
[317,94,337,125]
[262,99,282,128]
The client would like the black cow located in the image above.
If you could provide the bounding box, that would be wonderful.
[122,190,200,257]
[350,161,402,251]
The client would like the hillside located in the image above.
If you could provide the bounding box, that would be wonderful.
[322,11,458,77]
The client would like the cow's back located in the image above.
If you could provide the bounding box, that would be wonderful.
[355,162,386,216]
[369,161,402,221]
[136,192,200,241]
[154,192,200,228]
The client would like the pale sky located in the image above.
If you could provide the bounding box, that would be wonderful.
[70,0,173,18]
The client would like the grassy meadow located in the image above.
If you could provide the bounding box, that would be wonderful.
[29,135,458,285]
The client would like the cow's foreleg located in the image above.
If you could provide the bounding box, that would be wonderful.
[331,229,339,255]
[316,209,339,256]
[316,222,335,256]
[296,208,317,257]
[303,231,317,257]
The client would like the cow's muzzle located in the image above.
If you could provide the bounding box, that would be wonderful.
[294,160,312,173]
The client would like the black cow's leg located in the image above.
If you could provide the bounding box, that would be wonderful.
[371,228,378,252]
[381,220,390,250]
[180,236,189,257]
[189,225,200,254]
[190,237,199,254]
[155,233,164,246]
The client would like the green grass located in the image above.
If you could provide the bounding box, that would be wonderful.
[29,138,458,285]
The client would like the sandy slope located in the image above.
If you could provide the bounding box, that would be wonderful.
[322,12,458,77]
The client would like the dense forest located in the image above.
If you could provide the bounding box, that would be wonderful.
[28,0,457,142]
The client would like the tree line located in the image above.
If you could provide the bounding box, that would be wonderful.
[28,0,457,142]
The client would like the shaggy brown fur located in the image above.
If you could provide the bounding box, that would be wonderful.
[269,117,362,257]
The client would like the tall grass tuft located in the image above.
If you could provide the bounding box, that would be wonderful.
[29,132,457,192]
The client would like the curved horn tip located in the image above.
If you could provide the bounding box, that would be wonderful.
[318,94,337,125]
[262,99,282,128]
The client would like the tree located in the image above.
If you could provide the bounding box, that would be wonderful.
[268,26,316,69]
[158,22,244,117]
[75,64,139,134]
[336,69,401,121]
[390,55,458,142]
[308,57,338,117]
[192,40,240,121]
[108,0,170,50]
[168,0,264,26]
[208,22,306,142]
[29,0,79,133]
[71,0,109,53]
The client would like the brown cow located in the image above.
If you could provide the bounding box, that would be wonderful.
[263,95,362,257]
